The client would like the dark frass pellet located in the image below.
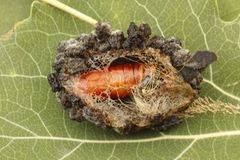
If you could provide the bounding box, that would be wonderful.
[48,22,217,134]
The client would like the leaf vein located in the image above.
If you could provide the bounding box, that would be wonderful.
[1,130,240,144]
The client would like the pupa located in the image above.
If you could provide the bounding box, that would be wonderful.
[48,22,217,134]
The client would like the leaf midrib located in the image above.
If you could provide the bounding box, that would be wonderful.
[1,130,240,144]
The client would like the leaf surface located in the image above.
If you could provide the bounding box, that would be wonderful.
[0,0,240,159]
[0,0,34,35]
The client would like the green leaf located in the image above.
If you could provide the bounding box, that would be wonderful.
[215,0,240,21]
[0,0,240,159]
[0,0,34,35]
